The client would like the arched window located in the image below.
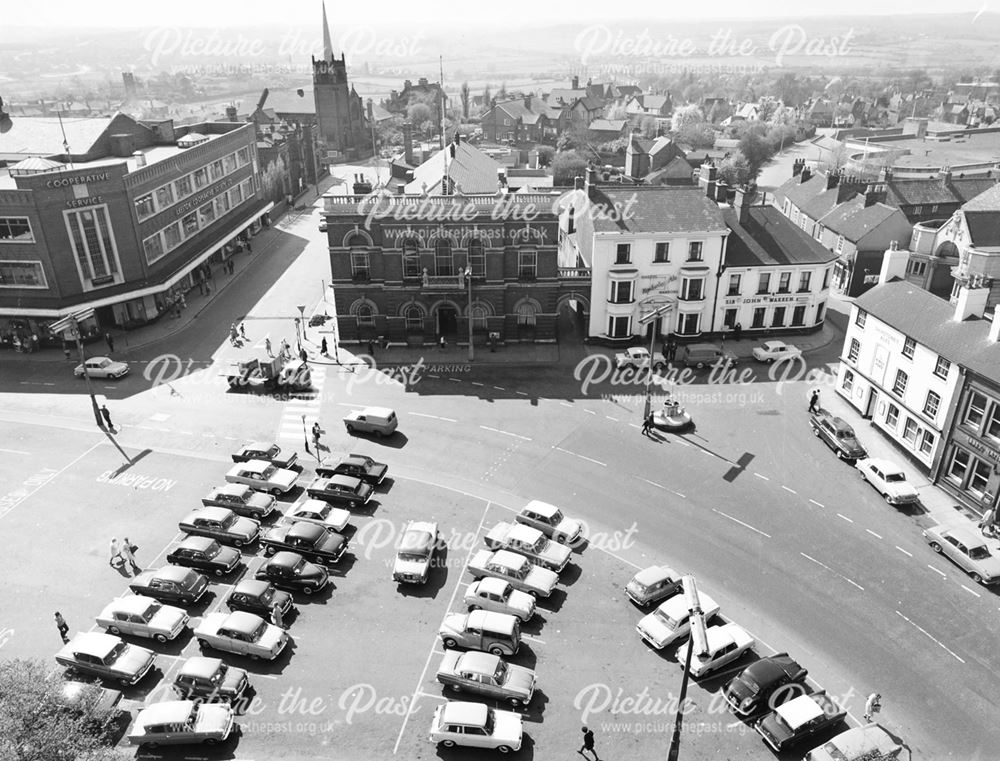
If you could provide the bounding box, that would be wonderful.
[515,302,536,327]
[434,238,454,276]
[470,304,488,330]
[404,305,424,333]
[356,304,375,327]
[467,239,486,278]
[402,238,421,278]
[346,232,369,248]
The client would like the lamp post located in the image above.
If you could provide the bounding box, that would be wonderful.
[463,266,474,362]
[637,303,673,420]
[50,309,103,429]
[301,414,309,454]
[297,305,307,349]
[667,575,707,761]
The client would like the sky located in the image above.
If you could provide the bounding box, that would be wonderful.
[4,0,994,27]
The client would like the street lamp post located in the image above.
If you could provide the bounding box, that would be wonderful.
[50,310,103,429]
[463,266,474,362]
[297,305,307,350]
[638,303,673,420]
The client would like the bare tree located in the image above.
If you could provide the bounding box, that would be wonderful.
[460,82,470,121]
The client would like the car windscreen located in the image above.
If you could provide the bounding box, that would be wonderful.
[969,546,991,560]
[884,472,906,482]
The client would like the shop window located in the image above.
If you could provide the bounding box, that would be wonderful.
[608,315,630,337]
[934,356,950,379]
[948,449,971,483]
[902,417,919,444]
[791,305,806,326]
[239,179,254,200]
[919,429,936,456]
[356,304,375,327]
[223,154,237,174]
[751,307,766,328]
[964,392,987,428]
[404,305,423,332]
[848,338,860,362]
[0,260,47,288]
[892,369,907,397]
[842,369,854,393]
[923,390,940,419]
[155,185,174,210]
[723,308,737,328]
[822,268,830,289]
[237,146,251,165]
[210,160,224,182]
[677,313,700,335]
[181,212,199,238]
[886,403,899,429]
[143,234,165,265]
[970,460,992,495]
[175,175,193,198]
[198,202,216,227]
[771,307,786,327]
[163,223,182,251]
[193,168,208,189]
[517,302,537,327]
[229,185,243,207]
[0,216,34,242]
[987,405,1000,441]
[135,194,155,220]
[815,301,825,323]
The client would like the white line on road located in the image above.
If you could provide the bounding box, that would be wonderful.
[409,412,457,423]
[449,378,462,383]
[520,634,546,645]
[639,478,664,489]
[584,409,596,415]
[493,386,505,391]
[553,446,606,467]
[800,552,864,591]
[606,416,619,422]
[0,448,30,455]
[560,402,573,408]
[427,374,440,378]
[895,610,965,663]
[960,584,981,598]
[836,513,854,524]
[781,485,797,494]
[471,382,484,387]
[0,440,102,521]
[672,491,686,498]
[479,425,531,442]
[928,565,947,578]
[809,499,825,508]
[866,529,883,539]
[712,509,771,538]
[516,391,528,396]
[895,546,913,557]
[753,472,769,481]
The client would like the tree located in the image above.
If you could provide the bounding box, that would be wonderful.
[407,103,433,135]
[483,84,492,108]
[716,151,751,187]
[706,100,732,124]
[676,122,716,149]
[671,104,705,133]
[738,129,775,179]
[536,145,555,167]
[639,116,659,138]
[497,82,507,100]
[0,659,123,761]
[551,150,588,185]
[460,82,470,120]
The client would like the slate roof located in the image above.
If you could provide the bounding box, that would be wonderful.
[588,119,626,134]
[641,95,670,110]
[646,155,695,182]
[266,88,317,116]
[574,96,605,112]
[887,177,998,208]
[799,187,846,220]
[648,136,677,156]
[405,140,501,195]
[856,280,1000,379]
[781,173,830,209]
[724,207,838,267]
[961,182,1000,212]
[586,186,727,234]
[820,197,903,242]
[547,88,586,105]
[963,211,1000,247]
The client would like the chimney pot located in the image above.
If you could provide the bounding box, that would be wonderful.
[954,285,990,322]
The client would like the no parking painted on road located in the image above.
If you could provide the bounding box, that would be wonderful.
[95,471,177,491]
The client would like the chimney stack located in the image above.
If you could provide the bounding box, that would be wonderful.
[989,309,1000,343]
[938,165,952,182]
[366,98,374,121]
[863,183,885,207]
[225,105,238,122]
[573,176,584,190]
[572,75,580,90]
[524,94,532,110]
[734,185,753,225]
[799,166,812,184]
[403,122,414,165]
[792,157,805,177]
[878,241,910,284]
[585,165,598,191]
[826,171,840,190]
[953,285,990,322]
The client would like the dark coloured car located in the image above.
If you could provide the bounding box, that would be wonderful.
[755,692,846,751]
[723,652,809,718]
[129,566,209,606]
[166,537,241,577]
[226,579,294,619]
[809,411,867,461]
[255,551,330,595]
[201,484,278,520]
[231,442,298,469]
[172,656,249,703]
[316,454,388,486]
[305,475,373,508]
[178,507,260,547]
[261,522,348,565]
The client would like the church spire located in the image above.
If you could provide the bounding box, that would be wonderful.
[321,1,334,61]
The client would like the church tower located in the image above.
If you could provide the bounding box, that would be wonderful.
[312,2,368,160]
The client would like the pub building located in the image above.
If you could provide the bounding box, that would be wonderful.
[938,371,1000,515]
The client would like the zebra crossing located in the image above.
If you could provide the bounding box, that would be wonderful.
[276,364,326,449]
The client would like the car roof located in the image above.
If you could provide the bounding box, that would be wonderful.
[661,591,717,614]
[233,579,271,596]
[405,520,438,535]
[362,406,395,416]
[706,622,751,649]
[108,595,157,615]
[243,442,273,452]
[507,523,542,543]
[764,340,785,348]
[66,632,121,657]
[244,459,272,469]
[475,577,513,595]
[178,656,224,679]
[634,565,675,585]
[820,723,900,756]
[148,566,195,583]
[137,700,195,726]
[178,535,216,550]
[342,455,369,466]
[523,499,558,517]
[492,549,528,567]
[746,653,797,682]
[270,551,305,567]
[936,525,987,546]
[223,611,265,633]
[457,651,501,673]
[190,506,232,521]
[218,483,250,496]
[287,522,324,540]
[441,701,489,726]
[775,693,825,729]
[467,609,517,633]
[295,499,331,513]
[328,474,361,488]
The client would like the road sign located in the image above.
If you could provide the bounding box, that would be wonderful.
[637,302,673,326]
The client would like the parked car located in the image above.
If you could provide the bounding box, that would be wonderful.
[392,521,439,584]
[55,632,155,686]
[856,458,920,505]
[178,507,260,547]
[810,411,867,460]
[261,522,348,565]
[226,579,294,619]
[752,340,802,363]
[636,592,719,650]
[755,692,846,751]
[429,701,523,753]
[680,342,737,369]
[231,442,298,469]
[615,346,664,371]
[225,459,298,496]
[465,577,536,621]
[96,596,188,643]
[286,498,351,532]
[129,566,209,606]
[194,611,289,660]
[804,723,903,761]
[514,499,583,545]
[172,656,249,703]
[128,700,235,747]
[923,524,1000,585]
[343,406,398,437]
[625,565,682,607]
[316,454,388,485]
[467,549,558,598]
[166,537,241,577]
[678,622,755,678]
[439,610,521,656]
[254,551,329,595]
[484,521,571,572]
[723,652,809,718]
[201,484,278,520]
[436,651,536,707]
[305,475,373,508]
[75,356,129,379]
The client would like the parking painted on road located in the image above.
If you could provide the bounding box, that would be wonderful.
[96,471,177,490]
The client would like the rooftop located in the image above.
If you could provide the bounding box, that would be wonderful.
[888,176,998,208]
[869,130,1000,170]
[585,185,728,235]
[405,140,501,195]
[819,197,902,242]
[724,206,838,267]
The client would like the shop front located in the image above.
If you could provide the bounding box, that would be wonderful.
[937,379,1000,516]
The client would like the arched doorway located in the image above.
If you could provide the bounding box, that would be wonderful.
[436,305,458,335]
[556,292,590,344]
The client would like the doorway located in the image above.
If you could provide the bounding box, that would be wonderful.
[436,306,458,335]
[864,387,879,419]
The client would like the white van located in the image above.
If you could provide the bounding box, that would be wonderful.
[343,407,398,437]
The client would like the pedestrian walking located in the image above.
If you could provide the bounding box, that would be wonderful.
[121,538,140,574]
[179,293,186,310]
[246,239,252,254]
[239,322,247,341]
[271,601,285,629]
[368,339,376,357]
[100,404,114,431]
[205,281,212,296]
[641,412,654,437]
[863,693,882,723]
[438,335,446,350]
[578,726,599,760]
[109,537,122,567]
[808,389,820,413]
[55,612,70,643]
[979,506,997,537]
[733,322,743,341]
[312,422,322,453]
[265,337,273,357]
[105,332,115,353]
[320,337,328,356]
[300,347,308,363]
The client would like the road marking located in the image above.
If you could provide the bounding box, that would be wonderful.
[449,378,461,383]
[639,478,664,489]
[0,448,30,455]
[629,423,641,429]
[712,509,771,538]
[800,553,864,591]
[409,412,457,423]
[480,426,531,442]
[416,691,448,701]
[866,529,883,539]
[928,565,947,578]
[516,391,528,396]
[895,610,965,663]
[781,485,796,494]
[493,386,505,391]
[148,413,170,422]
[836,513,854,524]
[553,446,606,467]
[672,490,686,499]
[520,634,546,645]
[895,546,913,557]
[427,374,440,379]
[584,409,596,415]
[606,416,619,422]
[560,402,573,408]
[471,382,484,387]
[960,584,981,598]
[0,440,102,521]
[753,472,769,481]
[809,499,825,508]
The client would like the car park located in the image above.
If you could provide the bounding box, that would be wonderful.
[678,622,755,678]
[261,521,348,565]
[254,551,330,595]
[96,596,188,643]
[923,524,1000,584]
[305,475,373,508]
[439,610,521,656]
[343,406,398,437]
[178,507,260,547]
[810,411,868,460]
[194,611,290,660]
[316,454,388,485]
[465,577,536,621]
[74,356,129,379]
[56,680,125,727]
[201,484,278,520]
[166,537,241,577]
[55,632,155,686]
[680,342,737,369]
[128,700,235,747]
[225,459,298,495]
[285,498,351,532]
[484,521,571,572]
[755,691,846,751]
[723,652,809,718]
[226,579,294,619]
[514,499,583,545]
[428,701,523,753]
[467,548,558,597]
[636,592,719,649]
[436,651,536,707]
[857,458,920,505]
[804,722,903,761]
[752,340,802,363]
[172,657,249,703]
[128,566,209,606]
[392,520,439,584]
[625,565,682,607]
[231,442,298,469]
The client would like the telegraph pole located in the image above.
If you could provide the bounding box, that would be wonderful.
[464,266,474,362]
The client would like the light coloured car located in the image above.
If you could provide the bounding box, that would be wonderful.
[857,458,920,505]
[429,701,523,753]
[756,691,846,751]
[923,524,1000,584]
[804,722,903,761]
[625,565,682,607]
[225,459,298,495]
[636,591,719,649]
[439,610,521,656]
[96,595,188,643]
[128,700,235,747]
[752,340,802,363]
[286,498,351,532]
[467,548,558,598]
[74,356,129,379]
[465,577,536,621]
[392,521,440,584]
[194,611,289,660]
[484,521,572,572]
[679,622,755,678]
[436,651,536,707]
[514,499,583,545]
[55,632,155,686]
[343,406,398,437]
[178,506,260,547]
[615,346,663,370]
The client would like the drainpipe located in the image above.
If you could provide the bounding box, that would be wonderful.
[929,366,965,490]
[710,231,729,334]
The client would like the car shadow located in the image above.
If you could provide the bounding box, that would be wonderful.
[119,665,170,701]
[291,581,336,604]
[506,642,538,669]
[894,501,927,517]
[349,431,408,449]
[326,553,358,577]
[375,476,395,493]
[684,650,760,694]
[277,485,307,503]
[134,724,242,759]
[111,628,194,659]
[534,588,566,613]
[520,612,547,635]
[399,549,450,597]
[518,687,549,723]
[557,562,582,586]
